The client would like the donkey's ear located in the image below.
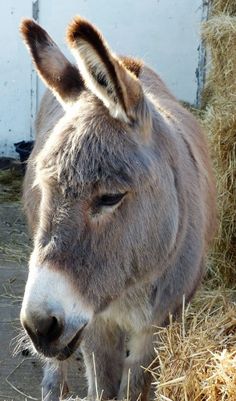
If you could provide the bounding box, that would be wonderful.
[20,19,84,107]
[67,17,143,123]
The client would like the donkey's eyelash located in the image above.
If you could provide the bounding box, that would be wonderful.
[94,192,127,208]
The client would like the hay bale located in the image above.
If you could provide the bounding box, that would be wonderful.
[202,15,236,96]
[153,288,236,401]
[204,99,236,272]
[210,0,236,16]
[201,13,236,285]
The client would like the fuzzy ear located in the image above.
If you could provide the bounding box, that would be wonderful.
[67,16,143,123]
[20,19,84,107]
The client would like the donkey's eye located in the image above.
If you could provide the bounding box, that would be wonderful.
[95,192,126,208]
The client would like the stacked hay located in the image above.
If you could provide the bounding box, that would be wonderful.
[153,288,236,401]
[201,3,236,284]
[210,0,236,16]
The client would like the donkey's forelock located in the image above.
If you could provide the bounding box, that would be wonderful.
[35,91,155,198]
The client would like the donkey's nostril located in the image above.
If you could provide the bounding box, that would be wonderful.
[35,316,61,341]
[37,316,63,342]
[26,315,63,343]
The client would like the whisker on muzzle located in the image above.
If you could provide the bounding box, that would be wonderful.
[11,327,34,357]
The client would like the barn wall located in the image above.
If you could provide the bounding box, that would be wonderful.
[0,0,205,156]
[0,0,33,157]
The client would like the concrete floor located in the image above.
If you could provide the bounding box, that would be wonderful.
[0,203,86,401]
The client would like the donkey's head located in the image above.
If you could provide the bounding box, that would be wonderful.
[20,17,179,359]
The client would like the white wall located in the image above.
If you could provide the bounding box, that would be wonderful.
[0,0,33,156]
[0,0,204,157]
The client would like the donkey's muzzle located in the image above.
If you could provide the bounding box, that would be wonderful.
[20,263,93,358]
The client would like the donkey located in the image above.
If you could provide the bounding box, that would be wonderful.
[19,15,216,401]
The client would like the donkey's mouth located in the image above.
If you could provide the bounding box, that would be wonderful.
[56,324,87,361]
